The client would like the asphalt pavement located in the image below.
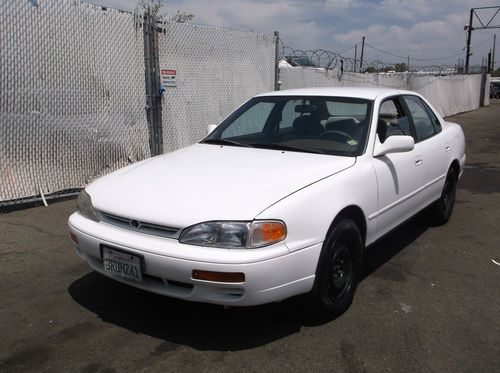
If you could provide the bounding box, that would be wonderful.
[1,103,499,372]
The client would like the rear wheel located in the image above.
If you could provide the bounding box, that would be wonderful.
[306,219,363,318]
[428,167,457,225]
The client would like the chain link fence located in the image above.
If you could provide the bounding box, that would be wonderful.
[1,1,277,213]
[0,0,150,213]
[157,22,275,152]
[0,0,486,214]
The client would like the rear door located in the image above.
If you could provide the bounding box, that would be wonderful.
[402,95,449,204]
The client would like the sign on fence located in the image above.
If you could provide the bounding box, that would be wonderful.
[160,69,177,87]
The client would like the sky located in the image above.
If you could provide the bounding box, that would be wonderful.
[90,0,499,68]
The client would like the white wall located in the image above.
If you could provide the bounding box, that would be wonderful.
[279,68,484,117]
[409,74,482,117]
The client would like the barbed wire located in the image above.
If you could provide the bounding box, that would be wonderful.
[277,39,486,75]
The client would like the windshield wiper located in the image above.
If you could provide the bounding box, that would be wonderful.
[200,138,253,148]
[251,143,324,154]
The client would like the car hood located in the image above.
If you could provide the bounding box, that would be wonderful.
[87,144,356,228]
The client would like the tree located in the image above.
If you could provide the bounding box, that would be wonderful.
[394,63,407,72]
[492,67,500,77]
[364,66,376,73]
[136,0,162,17]
[135,1,194,22]
[170,10,194,23]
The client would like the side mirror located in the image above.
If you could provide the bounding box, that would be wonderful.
[374,135,414,157]
[207,124,217,134]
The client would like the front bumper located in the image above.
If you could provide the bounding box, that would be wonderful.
[68,212,322,306]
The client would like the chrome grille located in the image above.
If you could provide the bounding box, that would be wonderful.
[99,212,180,239]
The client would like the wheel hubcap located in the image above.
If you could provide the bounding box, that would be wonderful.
[327,246,353,300]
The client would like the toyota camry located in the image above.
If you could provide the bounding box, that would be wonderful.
[68,87,465,317]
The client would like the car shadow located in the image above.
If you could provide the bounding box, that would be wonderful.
[68,213,429,351]
[361,212,429,281]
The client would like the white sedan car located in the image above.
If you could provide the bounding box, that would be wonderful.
[68,87,465,317]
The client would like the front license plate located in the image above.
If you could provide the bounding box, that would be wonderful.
[102,246,142,282]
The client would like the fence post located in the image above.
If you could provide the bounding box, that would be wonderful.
[143,12,163,156]
[274,31,280,91]
[480,72,489,107]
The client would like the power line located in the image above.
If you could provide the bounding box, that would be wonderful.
[471,35,495,49]
[338,43,358,56]
[364,36,494,62]
[410,51,465,62]
[364,43,407,60]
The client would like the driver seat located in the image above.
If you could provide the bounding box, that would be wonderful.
[292,114,323,137]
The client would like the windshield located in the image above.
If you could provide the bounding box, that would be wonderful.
[202,96,373,156]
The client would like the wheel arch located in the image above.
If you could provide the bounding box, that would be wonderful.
[329,205,367,246]
[450,159,460,179]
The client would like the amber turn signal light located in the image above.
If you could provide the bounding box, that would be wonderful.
[69,232,79,244]
[260,222,286,242]
[192,270,245,283]
[249,221,286,247]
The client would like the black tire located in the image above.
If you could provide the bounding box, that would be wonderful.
[306,219,363,319]
[428,167,457,226]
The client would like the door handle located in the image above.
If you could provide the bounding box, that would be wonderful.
[415,159,423,166]
[445,146,450,152]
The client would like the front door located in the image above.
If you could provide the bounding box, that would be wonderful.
[371,96,426,238]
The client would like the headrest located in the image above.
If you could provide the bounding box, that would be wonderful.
[293,114,323,135]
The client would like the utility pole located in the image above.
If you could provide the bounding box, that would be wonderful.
[407,55,410,71]
[465,8,473,74]
[360,36,365,72]
[464,6,500,74]
[354,44,358,72]
[493,34,496,71]
[488,50,492,72]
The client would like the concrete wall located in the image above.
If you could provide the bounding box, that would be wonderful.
[279,68,483,117]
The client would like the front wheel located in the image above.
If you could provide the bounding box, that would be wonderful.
[306,219,363,318]
[428,167,457,225]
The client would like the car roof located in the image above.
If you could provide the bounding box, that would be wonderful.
[255,87,415,100]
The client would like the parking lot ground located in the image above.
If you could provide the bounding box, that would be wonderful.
[1,103,500,372]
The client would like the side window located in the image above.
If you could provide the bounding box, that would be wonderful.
[403,95,437,141]
[221,102,274,138]
[378,97,412,143]
[421,99,442,134]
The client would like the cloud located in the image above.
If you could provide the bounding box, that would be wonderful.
[89,0,498,66]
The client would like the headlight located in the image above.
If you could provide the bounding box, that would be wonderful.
[76,189,100,222]
[179,220,286,249]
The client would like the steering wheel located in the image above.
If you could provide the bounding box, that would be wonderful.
[320,130,355,143]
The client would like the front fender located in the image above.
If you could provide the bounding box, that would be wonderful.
[255,160,378,252]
